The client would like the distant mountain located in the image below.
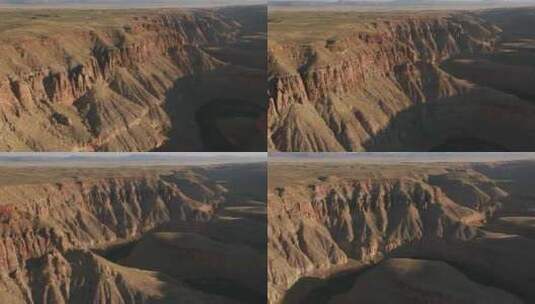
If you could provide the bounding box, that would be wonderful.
[0,0,265,6]
[268,0,527,5]
[0,153,267,166]
[270,152,535,163]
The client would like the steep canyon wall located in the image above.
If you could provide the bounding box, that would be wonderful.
[0,167,233,303]
[0,6,266,151]
[268,10,535,151]
[267,164,509,303]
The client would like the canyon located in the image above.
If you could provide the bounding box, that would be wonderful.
[268,156,535,304]
[268,7,535,152]
[0,5,266,151]
[0,159,267,303]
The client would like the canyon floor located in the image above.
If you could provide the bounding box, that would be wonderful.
[0,5,266,152]
[268,154,535,304]
[268,6,535,152]
[0,158,267,303]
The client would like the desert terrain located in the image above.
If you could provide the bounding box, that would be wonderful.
[268,153,535,304]
[0,3,266,151]
[0,153,267,303]
[268,4,535,151]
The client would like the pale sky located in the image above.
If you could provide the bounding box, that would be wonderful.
[269,0,535,3]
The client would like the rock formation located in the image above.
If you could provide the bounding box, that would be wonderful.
[0,5,266,151]
[268,159,535,303]
[268,8,535,151]
[0,162,266,303]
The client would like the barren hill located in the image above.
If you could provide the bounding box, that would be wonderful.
[0,5,266,151]
[268,7,535,151]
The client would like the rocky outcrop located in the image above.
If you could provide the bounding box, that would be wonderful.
[267,165,507,303]
[268,10,535,151]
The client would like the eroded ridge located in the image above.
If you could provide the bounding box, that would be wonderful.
[268,8,535,151]
[268,158,535,304]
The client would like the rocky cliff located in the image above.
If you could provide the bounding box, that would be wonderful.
[268,9,535,151]
[267,163,509,303]
[0,165,247,303]
[0,5,266,151]
[0,172,224,271]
